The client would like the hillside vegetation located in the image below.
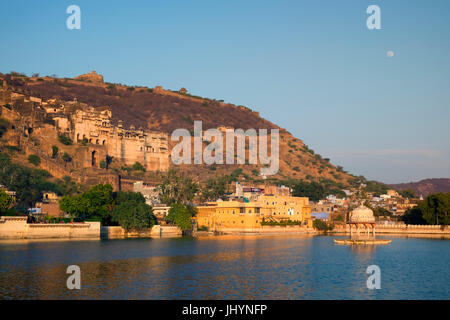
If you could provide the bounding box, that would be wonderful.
[1,72,357,186]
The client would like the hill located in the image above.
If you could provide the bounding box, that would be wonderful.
[0,72,357,186]
[389,178,450,197]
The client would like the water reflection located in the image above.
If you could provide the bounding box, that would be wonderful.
[0,235,448,299]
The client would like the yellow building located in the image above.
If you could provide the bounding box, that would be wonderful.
[260,195,311,223]
[196,195,313,231]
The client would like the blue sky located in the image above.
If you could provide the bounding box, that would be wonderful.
[0,0,449,183]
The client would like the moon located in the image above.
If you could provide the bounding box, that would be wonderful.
[387,51,395,58]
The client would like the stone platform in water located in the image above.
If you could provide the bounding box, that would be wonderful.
[334,238,392,245]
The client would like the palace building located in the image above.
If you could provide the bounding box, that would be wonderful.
[69,107,169,171]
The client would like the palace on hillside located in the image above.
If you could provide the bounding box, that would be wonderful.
[0,80,169,172]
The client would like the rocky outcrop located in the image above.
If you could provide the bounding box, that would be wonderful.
[74,71,104,83]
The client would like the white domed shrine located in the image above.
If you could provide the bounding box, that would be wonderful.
[348,205,376,224]
[348,205,376,238]
[334,205,391,245]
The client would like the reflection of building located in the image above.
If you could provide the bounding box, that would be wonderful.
[196,195,312,231]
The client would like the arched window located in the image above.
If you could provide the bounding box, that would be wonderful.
[91,151,97,167]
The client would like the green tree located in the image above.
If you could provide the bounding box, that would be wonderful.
[112,201,156,231]
[59,184,113,223]
[313,219,333,231]
[62,152,72,163]
[58,134,73,145]
[200,176,228,202]
[27,154,41,166]
[419,193,450,225]
[157,169,198,205]
[0,118,10,138]
[0,190,13,214]
[165,204,192,231]
[291,181,326,202]
[51,145,59,158]
[402,207,427,225]
[99,160,106,169]
[372,207,392,217]
[59,195,89,220]
[113,190,146,205]
[132,162,146,172]
[0,154,54,206]
[399,189,417,199]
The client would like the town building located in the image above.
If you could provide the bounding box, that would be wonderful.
[195,195,312,231]
[133,181,161,206]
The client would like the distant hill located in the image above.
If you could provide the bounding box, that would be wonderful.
[389,178,450,197]
[0,72,357,185]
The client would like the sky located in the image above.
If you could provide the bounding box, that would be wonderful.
[0,0,449,184]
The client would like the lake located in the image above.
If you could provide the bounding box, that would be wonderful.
[0,235,448,299]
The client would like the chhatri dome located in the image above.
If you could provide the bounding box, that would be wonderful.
[334,205,391,244]
[348,205,375,223]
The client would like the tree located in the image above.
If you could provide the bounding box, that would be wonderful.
[401,193,450,225]
[402,207,427,225]
[165,204,192,231]
[419,193,450,225]
[157,169,198,205]
[51,145,59,158]
[100,160,106,169]
[112,201,156,231]
[27,154,41,166]
[132,162,146,172]
[0,154,54,206]
[62,152,72,163]
[113,190,146,205]
[200,176,228,202]
[59,195,89,220]
[0,190,13,214]
[291,181,326,202]
[58,134,73,145]
[372,207,392,217]
[59,184,113,223]
[400,189,417,199]
[0,118,10,138]
[313,219,333,231]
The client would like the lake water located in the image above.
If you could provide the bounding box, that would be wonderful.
[0,235,448,300]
